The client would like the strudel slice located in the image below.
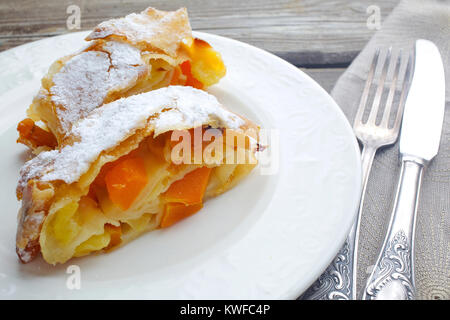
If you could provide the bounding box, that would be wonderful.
[16,86,259,264]
[17,7,226,153]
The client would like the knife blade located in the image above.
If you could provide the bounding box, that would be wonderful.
[400,39,446,161]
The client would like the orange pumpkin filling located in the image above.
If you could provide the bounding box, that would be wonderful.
[170,38,226,90]
[161,167,212,228]
[160,203,204,228]
[93,136,213,228]
[163,166,212,205]
[17,118,57,149]
[104,157,148,211]
[180,60,204,89]
[183,38,226,87]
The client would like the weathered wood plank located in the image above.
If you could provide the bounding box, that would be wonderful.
[0,0,397,66]
[300,68,345,93]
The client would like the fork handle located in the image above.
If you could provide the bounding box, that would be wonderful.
[362,156,424,300]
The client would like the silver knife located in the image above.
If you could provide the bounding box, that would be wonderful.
[362,39,446,300]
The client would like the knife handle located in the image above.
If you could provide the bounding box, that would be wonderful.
[363,156,424,300]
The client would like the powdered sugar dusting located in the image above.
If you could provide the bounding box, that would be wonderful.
[103,41,143,66]
[17,247,31,263]
[87,7,191,57]
[92,12,160,41]
[19,86,244,189]
[50,41,146,131]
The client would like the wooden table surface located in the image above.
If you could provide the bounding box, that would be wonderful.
[0,0,398,94]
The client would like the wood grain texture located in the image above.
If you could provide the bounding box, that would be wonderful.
[0,0,397,66]
[301,68,345,93]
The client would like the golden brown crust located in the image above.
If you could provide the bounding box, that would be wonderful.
[16,181,55,263]
[86,7,192,57]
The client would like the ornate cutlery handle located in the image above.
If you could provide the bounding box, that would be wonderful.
[363,156,424,300]
[302,146,376,300]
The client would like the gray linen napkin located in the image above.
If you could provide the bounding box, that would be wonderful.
[302,0,450,300]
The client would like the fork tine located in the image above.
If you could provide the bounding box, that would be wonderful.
[353,49,379,126]
[392,53,413,130]
[367,47,391,125]
[380,50,402,128]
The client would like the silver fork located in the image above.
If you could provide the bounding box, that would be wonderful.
[302,48,413,300]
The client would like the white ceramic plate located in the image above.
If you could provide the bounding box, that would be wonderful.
[0,31,361,299]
